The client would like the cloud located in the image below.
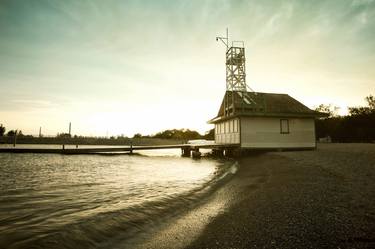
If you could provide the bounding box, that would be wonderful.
[0,0,374,135]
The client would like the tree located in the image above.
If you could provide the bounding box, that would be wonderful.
[203,128,214,140]
[348,106,370,116]
[7,130,17,137]
[315,95,375,142]
[153,129,202,140]
[348,95,375,116]
[315,104,340,118]
[133,133,142,138]
[366,95,375,110]
[0,124,5,136]
[56,133,71,138]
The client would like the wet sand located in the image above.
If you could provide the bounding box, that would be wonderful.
[134,143,375,249]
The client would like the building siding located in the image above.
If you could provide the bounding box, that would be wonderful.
[240,117,315,148]
[215,118,240,144]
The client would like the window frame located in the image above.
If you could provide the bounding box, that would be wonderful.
[233,119,237,133]
[280,119,290,134]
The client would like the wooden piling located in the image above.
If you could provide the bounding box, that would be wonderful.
[224,148,233,157]
[212,149,224,156]
[181,148,191,157]
[192,150,201,159]
[13,130,17,147]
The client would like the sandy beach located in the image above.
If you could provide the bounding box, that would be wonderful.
[133,143,375,249]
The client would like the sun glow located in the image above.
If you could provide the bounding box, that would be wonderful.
[1,1,373,136]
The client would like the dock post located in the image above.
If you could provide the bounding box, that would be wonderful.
[192,148,201,159]
[130,142,133,154]
[13,130,17,147]
[181,147,191,157]
[232,148,242,157]
[224,148,233,157]
[212,149,224,157]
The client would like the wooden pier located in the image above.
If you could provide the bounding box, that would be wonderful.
[0,143,239,157]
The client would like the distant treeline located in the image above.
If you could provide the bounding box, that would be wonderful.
[134,129,214,140]
[0,126,214,145]
[6,94,373,145]
[315,95,375,142]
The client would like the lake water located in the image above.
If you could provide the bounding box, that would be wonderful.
[0,146,235,249]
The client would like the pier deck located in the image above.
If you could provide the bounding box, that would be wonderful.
[0,143,239,155]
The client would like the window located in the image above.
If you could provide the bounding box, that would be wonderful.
[280,119,289,134]
[234,119,238,132]
[229,120,233,133]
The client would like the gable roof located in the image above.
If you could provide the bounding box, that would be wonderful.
[208,91,328,123]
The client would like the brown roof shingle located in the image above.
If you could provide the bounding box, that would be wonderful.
[209,91,327,123]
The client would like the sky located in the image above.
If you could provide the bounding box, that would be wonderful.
[0,0,374,137]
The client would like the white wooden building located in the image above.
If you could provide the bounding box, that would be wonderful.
[209,91,327,150]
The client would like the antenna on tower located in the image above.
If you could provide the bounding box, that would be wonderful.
[216,28,229,50]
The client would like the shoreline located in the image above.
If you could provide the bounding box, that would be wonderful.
[131,143,375,249]
[128,152,271,249]
[118,159,239,249]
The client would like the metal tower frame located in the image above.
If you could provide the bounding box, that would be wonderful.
[216,29,254,117]
[226,43,246,92]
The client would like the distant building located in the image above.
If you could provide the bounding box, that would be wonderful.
[208,91,327,150]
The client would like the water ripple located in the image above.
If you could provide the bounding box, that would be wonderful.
[0,148,234,249]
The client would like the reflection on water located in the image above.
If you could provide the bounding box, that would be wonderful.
[0,146,231,249]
